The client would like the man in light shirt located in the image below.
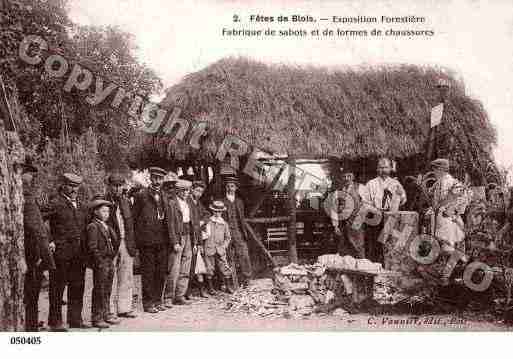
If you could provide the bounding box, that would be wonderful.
[164,179,194,305]
[361,158,406,263]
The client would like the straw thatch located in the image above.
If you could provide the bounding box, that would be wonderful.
[129,57,497,178]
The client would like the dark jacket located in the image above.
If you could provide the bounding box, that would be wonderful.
[86,219,117,263]
[189,197,208,246]
[221,196,248,239]
[132,187,168,247]
[166,196,195,247]
[105,193,137,256]
[23,190,55,270]
[46,193,88,261]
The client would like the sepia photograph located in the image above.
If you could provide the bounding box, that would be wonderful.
[1,0,513,356]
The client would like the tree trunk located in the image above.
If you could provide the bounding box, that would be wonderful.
[0,128,26,331]
[287,155,298,263]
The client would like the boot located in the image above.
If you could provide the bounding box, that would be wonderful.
[224,276,235,294]
[206,278,215,295]
[199,282,209,298]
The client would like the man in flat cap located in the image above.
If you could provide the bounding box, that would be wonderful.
[21,157,55,331]
[132,167,169,313]
[104,173,138,321]
[46,172,89,330]
[164,179,195,305]
[328,167,365,258]
[221,176,252,289]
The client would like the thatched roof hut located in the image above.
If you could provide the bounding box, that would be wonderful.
[129,57,497,184]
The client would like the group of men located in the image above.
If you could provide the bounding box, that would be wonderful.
[21,162,253,332]
[330,157,469,268]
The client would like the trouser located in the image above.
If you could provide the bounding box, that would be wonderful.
[165,234,192,301]
[336,221,365,259]
[48,256,85,327]
[365,221,384,264]
[24,266,43,331]
[204,252,232,278]
[92,258,114,323]
[230,231,252,282]
[110,238,134,315]
[139,243,168,309]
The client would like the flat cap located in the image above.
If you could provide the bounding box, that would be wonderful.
[148,166,167,177]
[62,172,83,186]
[107,173,125,185]
[88,198,113,210]
[175,179,192,190]
[192,180,206,189]
[163,171,178,184]
[224,176,239,185]
[431,158,450,171]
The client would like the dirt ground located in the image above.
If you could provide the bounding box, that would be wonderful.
[36,270,512,332]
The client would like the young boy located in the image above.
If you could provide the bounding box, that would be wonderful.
[86,199,119,329]
[203,201,234,294]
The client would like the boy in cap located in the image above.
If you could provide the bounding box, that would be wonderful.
[132,166,169,313]
[47,172,89,330]
[203,201,233,294]
[86,199,119,329]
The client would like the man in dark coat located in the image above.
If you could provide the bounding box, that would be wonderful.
[132,167,169,313]
[221,176,252,288]
[46,173,89,331]
[104,173,138,320]
[22,159,55,332]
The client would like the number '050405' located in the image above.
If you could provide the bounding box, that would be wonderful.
[10,336,41,345]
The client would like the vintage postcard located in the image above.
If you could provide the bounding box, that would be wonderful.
[1,0,513,354]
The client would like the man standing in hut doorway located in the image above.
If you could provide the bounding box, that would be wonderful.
[330,167,365,258]
[362,158,406,264]
[221,176,252,289]
[132,167,169,313]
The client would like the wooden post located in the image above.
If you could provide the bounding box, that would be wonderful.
[247,164,286,218]
[287,154,298,263]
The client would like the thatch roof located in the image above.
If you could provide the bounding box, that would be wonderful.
[129,57,497,177]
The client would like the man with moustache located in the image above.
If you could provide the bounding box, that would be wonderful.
[104,173,138,321]
[132,167,169,313]
[46,173,89,331]
[361,158,406,263]
[221,176,252,289]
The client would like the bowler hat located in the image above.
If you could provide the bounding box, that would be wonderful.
[209,200,226,212]
[431,158,450,171]
[148,166,167,177]
[61,172,83,186]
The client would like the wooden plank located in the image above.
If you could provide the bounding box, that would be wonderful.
[243,221,278,268]
[287,154,298,263]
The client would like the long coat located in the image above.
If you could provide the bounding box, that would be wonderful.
[132,187,168,247]
[23,189,55,270]
[46,193,88,261]
[105,193,136,256]
[221,196,248,240]
[189,198,209,246]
